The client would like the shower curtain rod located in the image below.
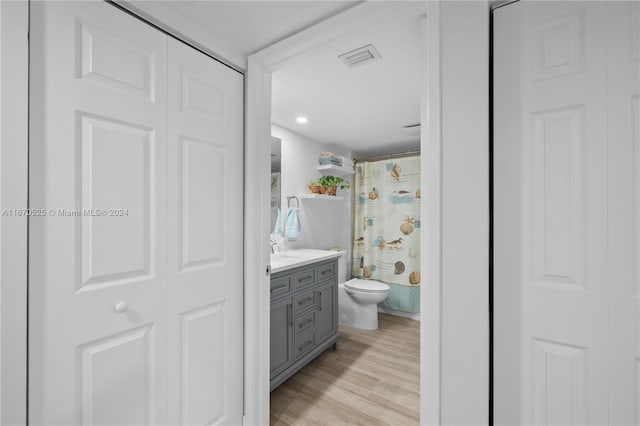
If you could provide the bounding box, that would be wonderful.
[354,150,421,163]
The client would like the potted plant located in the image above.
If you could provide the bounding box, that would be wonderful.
[318,175,350,196]
[308,179,322,194]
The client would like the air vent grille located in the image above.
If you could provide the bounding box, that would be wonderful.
[338,44,381,68]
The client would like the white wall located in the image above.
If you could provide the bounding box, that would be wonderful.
[271,125,352,258]
[440,2,489,425]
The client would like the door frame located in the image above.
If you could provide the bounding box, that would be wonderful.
[0,1,28,425]
[243,2,442,424]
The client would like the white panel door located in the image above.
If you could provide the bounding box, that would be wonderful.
[29,3,244,425]
[166,38,244,425]
[29,2,169,424]
[495,1,639,424]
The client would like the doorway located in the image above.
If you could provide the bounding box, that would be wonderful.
[244,1,440,423]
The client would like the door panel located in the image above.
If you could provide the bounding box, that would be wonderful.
[30,3,244,425]
[78,325,156,426]
[29,3,168,424]
[495,1,639,424]
[315,280,336,343]
[167,38,244,426]
[270,297,294,378]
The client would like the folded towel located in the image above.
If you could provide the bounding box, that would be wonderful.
[285,208,301,240]
[273,208,282,234]
[319,152,342,164]
[319,157,342,166]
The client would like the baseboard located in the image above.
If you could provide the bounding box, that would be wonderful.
[378,305,420,321]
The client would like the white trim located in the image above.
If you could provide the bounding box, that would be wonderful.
[243,59,272,426]
[378,306,421,322]
[422,5,443,424]
[244,2,440,425]
[0,1,28,424]
[251,1,427,72]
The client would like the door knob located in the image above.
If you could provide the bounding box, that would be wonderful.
[114,301,129,313]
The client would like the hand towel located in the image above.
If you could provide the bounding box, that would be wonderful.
[285,208,301,240]
[273,208,282,234]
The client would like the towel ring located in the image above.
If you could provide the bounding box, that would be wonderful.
[287,196,299,208]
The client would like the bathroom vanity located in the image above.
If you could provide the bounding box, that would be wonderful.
[269,250,340,390]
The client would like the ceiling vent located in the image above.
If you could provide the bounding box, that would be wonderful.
[338,44,381,68]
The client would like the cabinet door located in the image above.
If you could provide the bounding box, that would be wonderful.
[270,297,293,378]
[315,280,337,343]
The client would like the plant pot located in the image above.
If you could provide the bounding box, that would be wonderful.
[318,185,328,194]
[326,186,337,196]
[308,184,321,194]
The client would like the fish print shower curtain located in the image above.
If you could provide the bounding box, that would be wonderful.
[352,156,421,313]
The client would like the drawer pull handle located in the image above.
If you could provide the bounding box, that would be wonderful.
[298,319,313,329]
[298,297,313,306]
[298,275,313,283]
[318,291,323,312]
[299,341,314,352]
[320,268,332,276]
[271,284,288,294]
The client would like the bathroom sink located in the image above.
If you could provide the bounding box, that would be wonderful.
[270,249,342,274]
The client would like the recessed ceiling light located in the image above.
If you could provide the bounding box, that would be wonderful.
[296,116,308,124]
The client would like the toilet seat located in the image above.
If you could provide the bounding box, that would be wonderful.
[345,278,390,293]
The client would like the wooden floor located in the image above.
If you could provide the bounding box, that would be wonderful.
[270,313,420,426]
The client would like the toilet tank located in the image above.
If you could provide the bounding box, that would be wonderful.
[336,250,348,284]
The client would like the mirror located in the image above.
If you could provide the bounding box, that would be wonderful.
[271,137,282,233]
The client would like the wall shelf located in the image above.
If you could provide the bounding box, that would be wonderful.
[299,193,345,201]
[317,163,354,176]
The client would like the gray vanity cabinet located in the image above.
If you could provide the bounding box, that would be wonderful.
[270,296,293,378]
[315,279,337,343]
[270,258,339,391]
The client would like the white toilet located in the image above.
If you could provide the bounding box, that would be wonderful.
[336,251,390,330]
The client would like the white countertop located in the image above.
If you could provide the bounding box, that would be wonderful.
[270,249,342,274]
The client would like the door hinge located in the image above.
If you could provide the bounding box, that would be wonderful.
[266,265,271,276]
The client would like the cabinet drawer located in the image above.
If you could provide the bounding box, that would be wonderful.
[316,261,336,281]
[294,331,316,361]
[293,288,316,315]
[270,275,291,300]
[294,310,315,337]
[292,268,316,290]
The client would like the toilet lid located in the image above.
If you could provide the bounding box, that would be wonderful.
[345,279,390,293]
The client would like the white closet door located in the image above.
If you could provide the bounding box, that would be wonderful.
[495,1,639,424]
[166,39,244,425]
[495,1,612,424]
[29,2,169,424]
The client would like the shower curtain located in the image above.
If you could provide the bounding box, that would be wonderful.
[351,156,420,313]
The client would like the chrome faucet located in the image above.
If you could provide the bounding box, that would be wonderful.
[270,237,278,254]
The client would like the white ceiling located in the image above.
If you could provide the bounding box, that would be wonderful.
[271,14,422,158]
[127,1,422,158]
[161,1,361,55]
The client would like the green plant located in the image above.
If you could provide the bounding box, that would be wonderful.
[318,175,350,190]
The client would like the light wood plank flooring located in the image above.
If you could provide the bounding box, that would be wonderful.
[270,313,420,426]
